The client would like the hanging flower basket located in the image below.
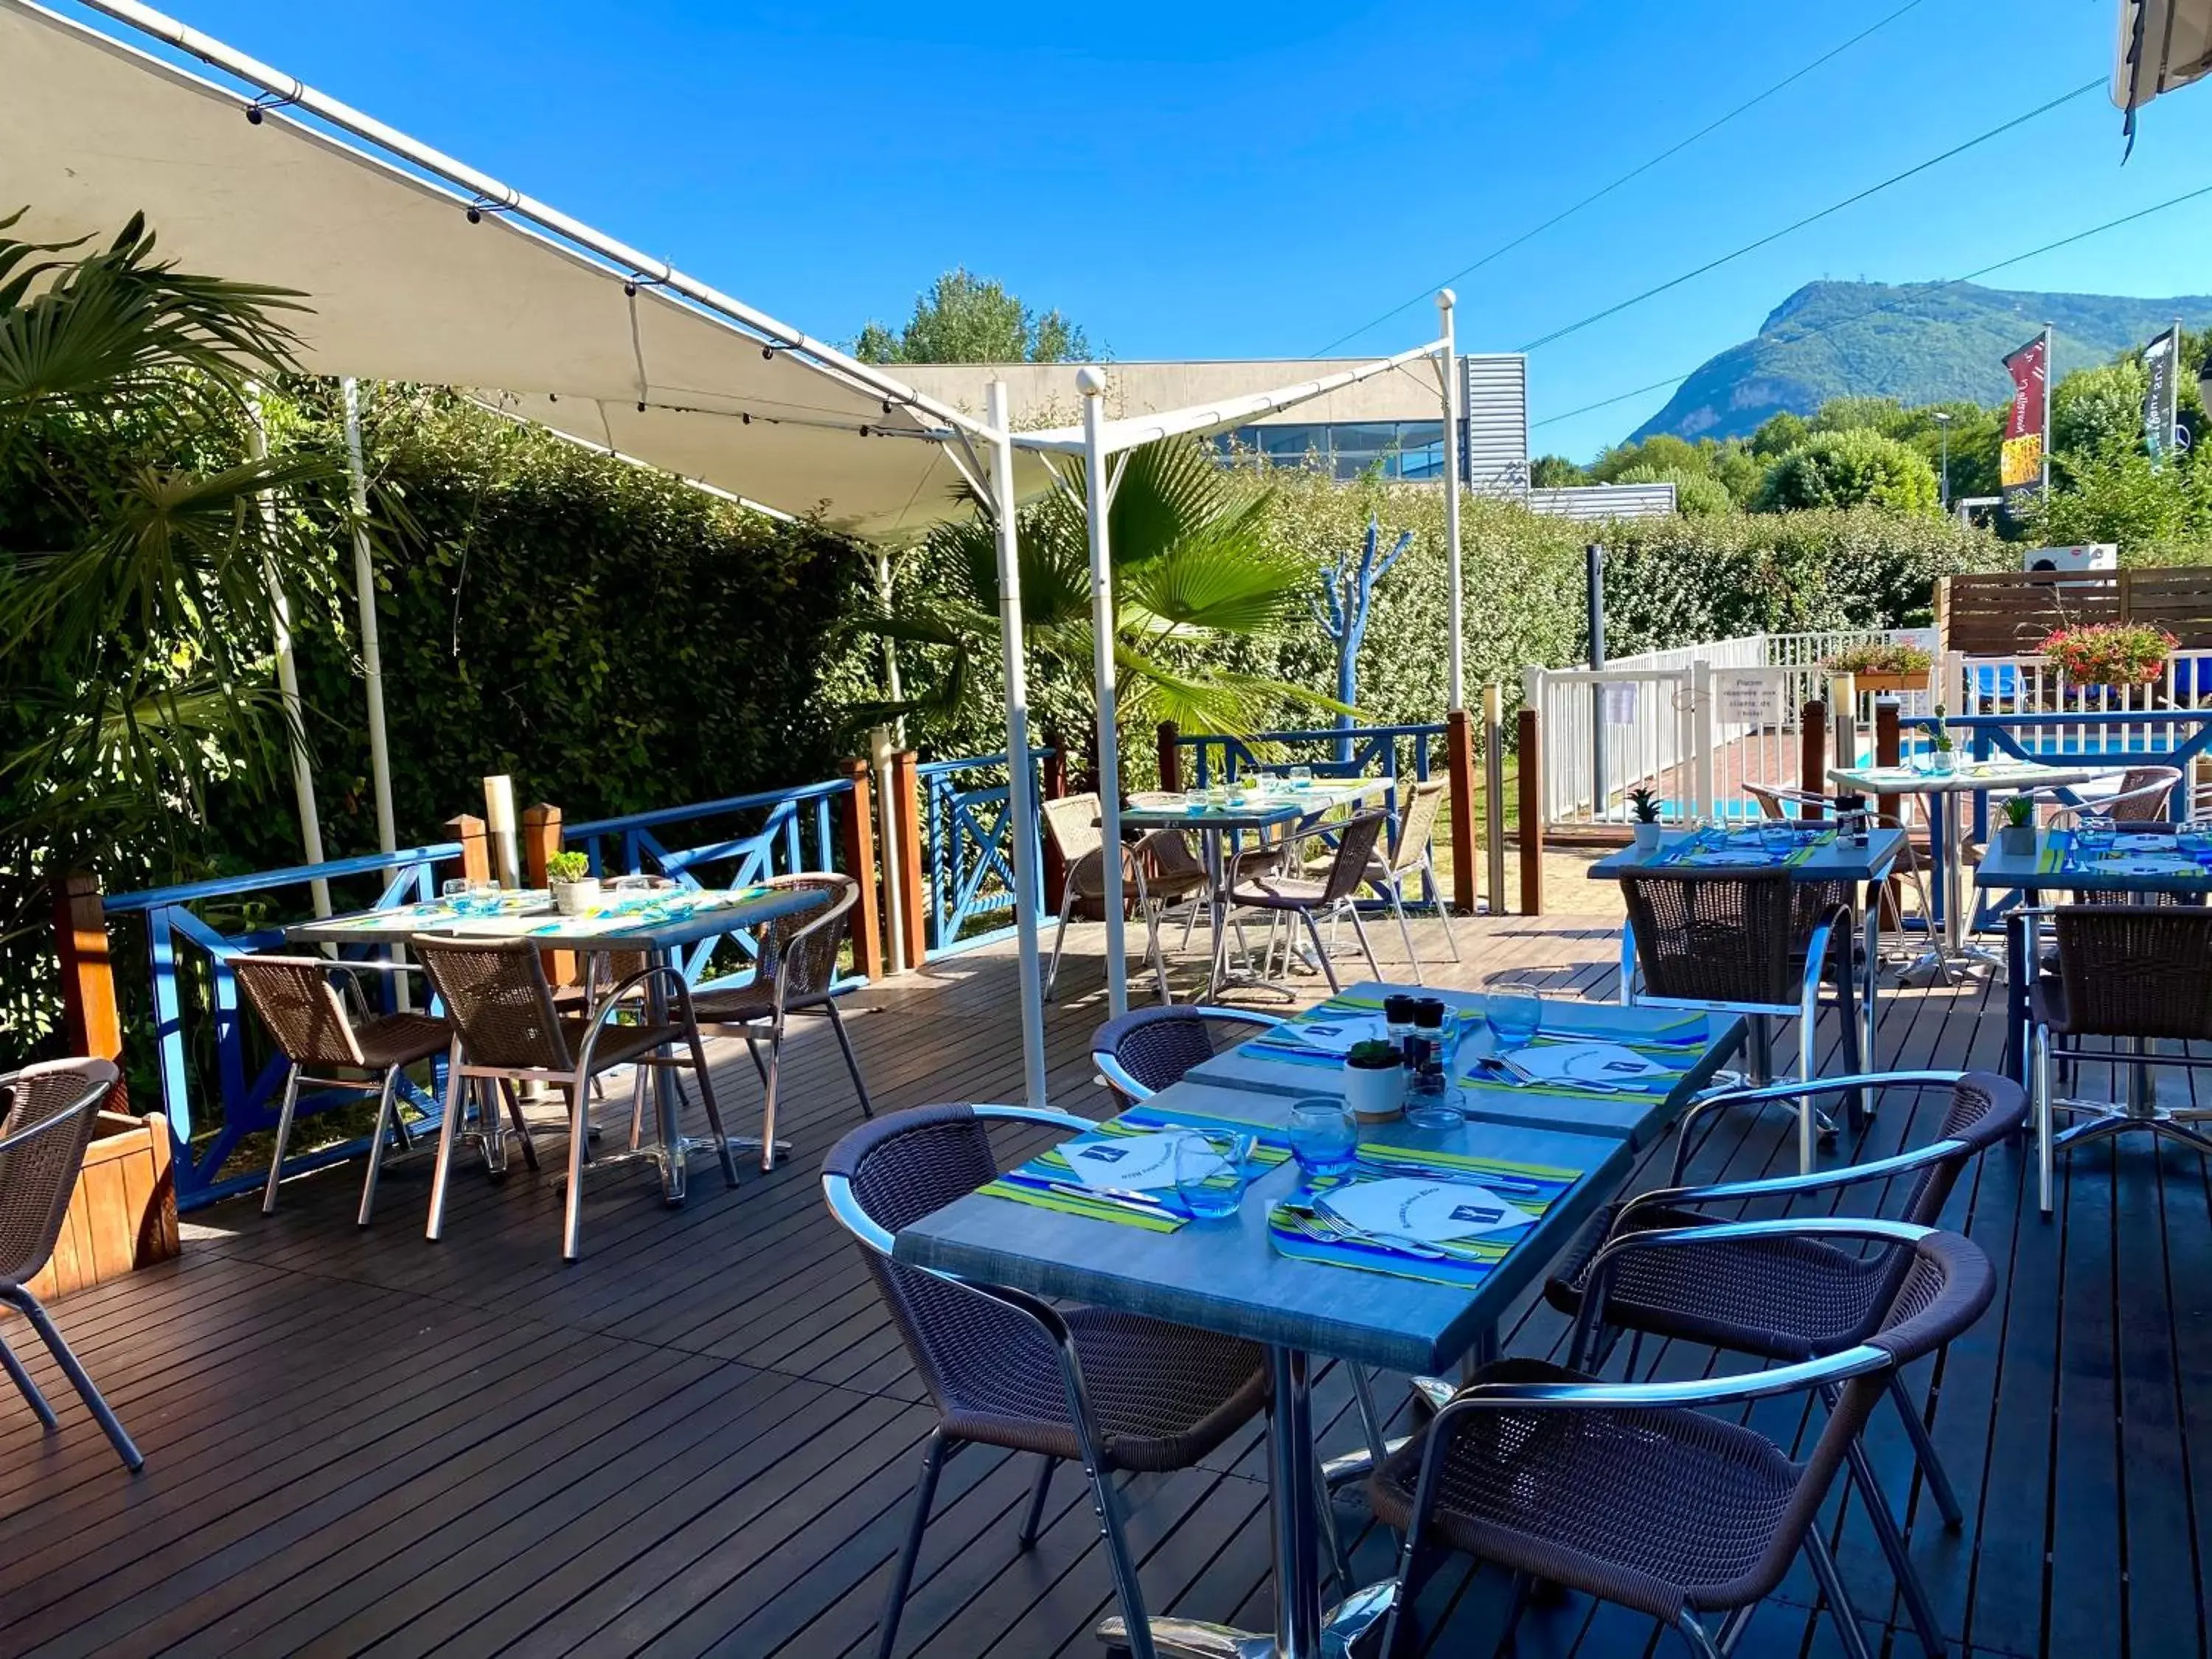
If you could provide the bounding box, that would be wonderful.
[2040,622,2177,688]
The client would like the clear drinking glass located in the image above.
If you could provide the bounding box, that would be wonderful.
[1486,993,1542,1054]
[1758,818,1797,856]
[439,878,470,909]
[464,877,501,915]
[2077,811,2115,854]
[1286,1100,1357,1186]
[1174,1130,1251,1219]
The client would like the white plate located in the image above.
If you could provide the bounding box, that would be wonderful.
[1323,1178,1534,1243]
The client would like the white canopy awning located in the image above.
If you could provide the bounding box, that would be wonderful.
[2115,0,2212,125]
[0,0,1048,540]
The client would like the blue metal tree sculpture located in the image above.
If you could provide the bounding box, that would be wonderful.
[1313,515,1413,760]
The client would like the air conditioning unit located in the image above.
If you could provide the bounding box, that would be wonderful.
[2023,543,2117,572]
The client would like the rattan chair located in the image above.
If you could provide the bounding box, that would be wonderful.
[1042,793,1207,1004]
[1747,784,1939,964]
[1371,1220,1994,1659]
[1222,808,1391,993]
[2030,903,2212,1215]
[2058,765,2185,824]
[823,1105,1270,1659]
[1543,1070,2025,1659]
[0,1060,142,1471]
[1087,1004,1284,1111]
[232,953,452,1225]
[684,872,873,1171]
[1361,777,1458,981]
[1618,868,1860,1172]
[413,937,732,1260]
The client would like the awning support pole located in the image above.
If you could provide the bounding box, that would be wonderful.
[342,379,397,858]
[1079,369,1129,1016]
[990,383,1049,1107]
[1439,289,1465,714]
[248,389,330,917]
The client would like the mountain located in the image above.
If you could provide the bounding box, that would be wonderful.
[1627,281,2212,445]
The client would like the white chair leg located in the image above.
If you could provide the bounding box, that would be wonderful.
[759,1015,787,1172]
[1345,902,1385,982]
[425,1043,467,1241]
[1387,880,1422,985]
[262,1064,305,1216]
[561,1077,591,1261]
[2035,1026,2055,1217]
[357,1067,402,1227]
[1300,910,1343,992]
[1043,882,1078,1001]
[1144,902,1172,1005]
[1425,851,1461,959]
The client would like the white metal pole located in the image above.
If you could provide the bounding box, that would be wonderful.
[1078,369,1129,1016]
[990,382,1050,1108]
[341,379,397,856]
[1438,290,1466,713]
[248,389,331,917]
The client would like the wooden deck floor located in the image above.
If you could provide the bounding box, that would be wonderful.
[2,912,2208,1659]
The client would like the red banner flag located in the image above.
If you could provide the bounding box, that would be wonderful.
[2000,330,2049,508]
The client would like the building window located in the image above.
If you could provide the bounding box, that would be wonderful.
[1213,420,1449,481]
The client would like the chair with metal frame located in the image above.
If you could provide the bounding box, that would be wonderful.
[1222,808,1391,994]
[412,936,732,1261]
[1088,1004,1284,1112]
[1370,1220,1994,1659]
[1618,868,1861,1172]
[0,1059,144,1472]
[1542,1070,2025,1659]
[1746,782,1939,969]
[1360,776,1458,982]
[2028,902,2212,1215]
[823,1104,1272,1659]
[1041,793,1206,1004]
[232,953,452,1225]
[684,872,874,1172]
[2058,765,2185,824]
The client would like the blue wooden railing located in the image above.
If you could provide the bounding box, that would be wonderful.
[565,776,858,991]
[104,843,461,1211]
[920,748,1052,956]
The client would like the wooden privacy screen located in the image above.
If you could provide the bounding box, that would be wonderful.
[1938,568,2212,655]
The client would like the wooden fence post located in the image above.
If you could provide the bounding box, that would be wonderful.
[521,804,575,988]
[1041,748,1069,908]
[54,872,125,1085]
[889,751,928,968]
[1800,701,1829,810]
[444,814,489,885]
[1156,721,1181,793]
[838,758,886,981]
[1444,707,1477,916]
[1517,707,1545,917]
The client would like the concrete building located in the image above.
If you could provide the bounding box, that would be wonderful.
[901,357,1673,518]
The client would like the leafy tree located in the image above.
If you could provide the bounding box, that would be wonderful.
[2025,443,2212,560]
[1809,396,1910,437]
[1529,454,1584,487]
[2051,358,2149,462]
[1589,433,1705,484]
[1704,442,1767,507]
[1613,464,1734,517]
[1753,430,1939,515]
[1749,411,1809,458]
[853,266,1091,364]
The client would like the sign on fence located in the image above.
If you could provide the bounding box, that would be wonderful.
[1715,669,1776,726]
[1601,682,1638,724]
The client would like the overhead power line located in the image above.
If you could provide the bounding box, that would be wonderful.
[1314,0,1933,355]
[1517,77,2104,354]
[1529,178,2212,432]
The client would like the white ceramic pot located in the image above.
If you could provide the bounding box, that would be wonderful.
[551,877,602,916]
[1341,1060,1405,1124]
[1632,822,1663,855]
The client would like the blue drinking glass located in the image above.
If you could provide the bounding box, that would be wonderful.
[1286,1100,1357,1187]
[1174,1130,1251,1219]
[1486,993,1542,1054]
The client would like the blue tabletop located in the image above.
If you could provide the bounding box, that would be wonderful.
[894,986,1742,1374]
[1119,778,1383,832]
[1587,824,1903,883]
[1975,827,2212,896]
[285,884,826,950]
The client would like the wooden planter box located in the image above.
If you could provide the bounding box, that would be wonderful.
[23,1111,179,1303]
[1845,672,1932,696]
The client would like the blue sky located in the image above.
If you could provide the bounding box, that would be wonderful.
[66,0,2212,459]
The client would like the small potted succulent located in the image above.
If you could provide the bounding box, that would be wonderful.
[1341,1039,1406,1123]
[1627,785,1665,854]
[1998,795,2037,856]
[1929,704,1958,776]
[546,849,602,915]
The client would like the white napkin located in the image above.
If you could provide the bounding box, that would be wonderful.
[1058,1132,1189,1192]
[1503,1040,1672,1088]
[1287,1014,1390,1055]
[1323,1178,1534,1242]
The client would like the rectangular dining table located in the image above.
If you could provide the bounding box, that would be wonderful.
[1975,826,2212,1082]
[1121,776,1389,998]
[895,984,1744,1659]
[1829,757,2107,973]
[1587,823,1902,1069]
[286,883,824,1200]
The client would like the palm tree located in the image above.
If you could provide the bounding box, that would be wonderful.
[1,208,344,1032]
[862,437,1340,768]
